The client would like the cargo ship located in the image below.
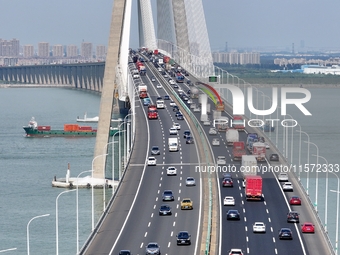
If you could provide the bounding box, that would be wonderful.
[23,117,118,137]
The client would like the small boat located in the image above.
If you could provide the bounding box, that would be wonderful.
[76,112,99,123]
[23,117,118,137]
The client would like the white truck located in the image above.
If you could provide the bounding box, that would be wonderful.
[252,142,266,161]
[241,155,258,187]
[226,128,239,146]
[168,138,178,152]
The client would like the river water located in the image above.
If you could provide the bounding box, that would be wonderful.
[0,86,339,253]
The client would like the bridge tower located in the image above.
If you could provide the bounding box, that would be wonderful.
[137,0,157,50]
[92,0,132,178]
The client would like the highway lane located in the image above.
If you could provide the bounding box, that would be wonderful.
[154,68,312,254]
[109,70,203,254]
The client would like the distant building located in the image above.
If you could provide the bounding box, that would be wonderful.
[0,38,20,57]
[81,42,93,59]
[53,44,63,57]
[38,42,49,57]
[212,52,260,65]
[67,45,78,57]
[23,45,34,58]
[96,45,106,59]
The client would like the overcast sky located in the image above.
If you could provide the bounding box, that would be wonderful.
[1,0,339,52]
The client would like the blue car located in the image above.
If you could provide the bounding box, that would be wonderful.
[143,98,151,106]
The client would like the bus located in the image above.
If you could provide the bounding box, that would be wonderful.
[175,72,185,83]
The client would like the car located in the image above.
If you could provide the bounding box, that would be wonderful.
[164,95,170,100]
[156,96,163,100]
[158,67,163,71]
[187,80,192,85]
[151,146,160,155]
[145,242,160,255]
[167,166,177,176]
[173,84,179,88]
[212,138,220,146]
[264,142,270,149]
[156,84,162,89]
[301,222,315,233]
[151,77,156,82]
[173,105,179,112]
[143,98,151,106]
[187,90,191,95]
[186,136,194,144]
[270,153,279,161]
[119,250,131,255]
[187,99,193,105]
[223,196,235,206]
[170,101,176,107]
[185,177,196,186]
[287,211,300,223]
[216,156,226,165]
[222,177,233,187]
[176,231,191,245]
[169,127,178,135]
[278,228,293,240]
[180,198,193,210]
[289,196,302,205]
[209,128,217,135]
[147,156,156,166]
[278,173,289,181]
[182,96,189,101]
[253,222,266,233]
[175,111,182,117]
[226,210,240,220]
[228,248,244,255]
[162,190,174,201]
[177,114,184,120]
[169,79,175,85]
[242,179,246,188]
[159,204,172,216]
[183,130,191,138]
[222,173,233,179]
[282,182,293,191]
[173,123,181,130]
[203,120,211,126]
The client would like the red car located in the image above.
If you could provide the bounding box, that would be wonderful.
[289,196,301,205]
[301,222,315,233]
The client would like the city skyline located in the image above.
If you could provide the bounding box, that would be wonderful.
[1,0,340,52]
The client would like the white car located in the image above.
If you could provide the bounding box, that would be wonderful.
[229,249,244,255]
[173,123,181,130]
[242,180,246,188]
[156,84,162,89]
[216,156,226,165]
[147,157,157,166]
[282,182,293,191]
[212,138,220,146]
[151,77,156,82]
[169,79,175,85]
[185,177,196,186]
[223,196,235,206]
[167,166,177,176]
[209,128,217,135]
[203,120,211,126]
[264,142,270,149]
[170,101,176,107]
[278,173,289,182]
[253,222,266,233]
[169,127,178,135]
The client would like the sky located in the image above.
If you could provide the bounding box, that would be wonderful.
[1,0,340,52]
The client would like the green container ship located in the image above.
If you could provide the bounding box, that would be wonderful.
[23,117,118,137]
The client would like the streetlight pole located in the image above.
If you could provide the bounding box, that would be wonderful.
[112,130,126,189]
[27,214,50,255]
[56,189,75,255]
[123,113,134,167]
[76,169,93,253]
[313,154,329,232]
[0,248,17,253]
[91,154,108,231]
[330,172,340,255]
[305,141,319,211]
[297,130,310,194]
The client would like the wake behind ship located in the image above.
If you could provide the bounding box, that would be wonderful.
[23,117,118,137]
